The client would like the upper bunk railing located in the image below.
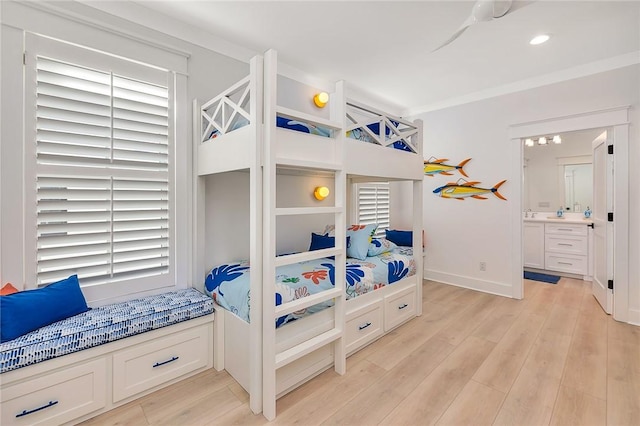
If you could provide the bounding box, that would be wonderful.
[200,76,251,143]
[345,100,420,154]
[197,60,422,162]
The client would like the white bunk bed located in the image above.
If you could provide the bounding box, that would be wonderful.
[194,50,423,421]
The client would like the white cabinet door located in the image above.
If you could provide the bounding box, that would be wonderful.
[523,222,545,269]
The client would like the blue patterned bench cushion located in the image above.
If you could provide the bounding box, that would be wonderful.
[0,288,213,374]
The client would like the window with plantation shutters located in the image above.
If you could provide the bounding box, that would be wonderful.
[357,183,390,237]
[26,37,176,296]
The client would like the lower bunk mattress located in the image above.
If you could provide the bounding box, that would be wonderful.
[204,247,415,326]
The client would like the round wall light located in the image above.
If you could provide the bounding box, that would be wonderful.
[314,186,330,201]
[313,92,329,108]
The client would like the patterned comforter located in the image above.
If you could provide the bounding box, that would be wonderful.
[204,247,415,326]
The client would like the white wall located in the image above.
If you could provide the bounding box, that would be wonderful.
[0,1,247,294]
[411,65,639,323]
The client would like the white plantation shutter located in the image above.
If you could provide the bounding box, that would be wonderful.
[32,52,172,288]
[357,183,390,237]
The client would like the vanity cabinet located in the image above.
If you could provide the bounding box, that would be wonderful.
[523,222,545,269]
[544,223,589,276]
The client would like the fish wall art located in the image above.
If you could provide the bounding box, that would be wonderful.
[423,157,471,177]
[433,178,507,201]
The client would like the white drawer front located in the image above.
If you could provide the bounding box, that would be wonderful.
[545,223,588,236]
[384,286,417,331]
[1,359,106,426]
[545,234,588,255]
[346,300,384,354]
[113,325,209,402]
[545,253,587,275]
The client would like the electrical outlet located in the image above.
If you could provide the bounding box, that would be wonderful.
[479,262,486,271]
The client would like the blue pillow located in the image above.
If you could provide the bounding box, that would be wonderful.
[385,229,413,247]
[346,224,378,260]
[309,232,335,251]
[309,233,350,259]
[368,238,398,257]
[0,275,89,343]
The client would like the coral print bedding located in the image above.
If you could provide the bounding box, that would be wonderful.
[205,247,415,327]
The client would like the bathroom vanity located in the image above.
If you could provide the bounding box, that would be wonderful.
[523,214,593,280]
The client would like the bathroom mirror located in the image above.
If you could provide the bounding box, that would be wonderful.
[563,163,592,212]
[523,128,604,213]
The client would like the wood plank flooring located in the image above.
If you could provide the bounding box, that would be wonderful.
[81,278,640,425]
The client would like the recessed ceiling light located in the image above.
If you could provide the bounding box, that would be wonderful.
[530,34,550,45]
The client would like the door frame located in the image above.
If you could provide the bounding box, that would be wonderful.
[508,106,630,323]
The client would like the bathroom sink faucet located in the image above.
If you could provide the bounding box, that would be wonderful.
[524,209,531,218]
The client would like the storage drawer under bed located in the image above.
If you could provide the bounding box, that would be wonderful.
[345,299,384,354]
[384,285,417,331]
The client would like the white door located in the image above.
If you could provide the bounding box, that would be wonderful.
[591,131,613,314]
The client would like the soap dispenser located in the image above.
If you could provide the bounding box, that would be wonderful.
[556,206,564,218]
[584,206,592,219]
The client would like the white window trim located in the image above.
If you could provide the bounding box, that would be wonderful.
[24,33,188,305]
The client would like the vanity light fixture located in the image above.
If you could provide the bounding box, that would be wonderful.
[530,34,550,45]
[314,186,330,201]
[313,92,329,108]
[525,134,562,147]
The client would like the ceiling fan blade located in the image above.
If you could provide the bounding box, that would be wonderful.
[492,0,513,18]
[431,16,474,52]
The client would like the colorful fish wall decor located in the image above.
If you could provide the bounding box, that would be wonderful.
[433,178,507,201]
[424,157,471,177]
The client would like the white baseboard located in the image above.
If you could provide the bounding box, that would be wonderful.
[424,268,513,298]
[628,308,640,326]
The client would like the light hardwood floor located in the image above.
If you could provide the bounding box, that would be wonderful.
[81,278,640,425]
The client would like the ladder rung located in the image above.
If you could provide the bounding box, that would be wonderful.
[276,106,343,130]
[275,328,342,369]
[275,157,342,171]
[275,287,342,318]
[275,207,342,216]
[275,248,341,266]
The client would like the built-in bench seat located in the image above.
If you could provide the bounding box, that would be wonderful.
[0,288,213,374]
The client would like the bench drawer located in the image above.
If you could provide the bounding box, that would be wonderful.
[113,325,209,402]
[1,359,106,425]
[384,286,417,331]
[346,300,384,354]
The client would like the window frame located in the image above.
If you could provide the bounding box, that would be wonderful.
[24,34,184,304]
[354,182,390,238]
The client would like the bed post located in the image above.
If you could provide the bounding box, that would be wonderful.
[262,49,278,422]
[414,119,424,315]
[248,54,264,415]
[332,80,347,375]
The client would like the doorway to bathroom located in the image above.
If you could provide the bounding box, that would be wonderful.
[509,107,630,323]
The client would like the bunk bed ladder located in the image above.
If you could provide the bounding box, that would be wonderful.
[262,50,347,421]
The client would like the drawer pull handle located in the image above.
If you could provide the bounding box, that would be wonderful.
[398,303,408,310]
[358,322,372,330]
[16,400,58,418]
[558,262,573,265]
[153,356,179,368]
[558,243,573,246]
[558,228,573,232]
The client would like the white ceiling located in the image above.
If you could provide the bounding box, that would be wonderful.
[109,1,639,114]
